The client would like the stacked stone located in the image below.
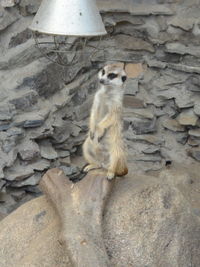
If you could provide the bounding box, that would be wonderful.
[1,0,200,215]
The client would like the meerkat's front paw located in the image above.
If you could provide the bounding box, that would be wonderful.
[83,164,100,173]
[89,131,94,140]
[107,171,115,180]
[97,128,107,142]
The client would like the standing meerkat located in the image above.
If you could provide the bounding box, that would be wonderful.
[82,64,128,180]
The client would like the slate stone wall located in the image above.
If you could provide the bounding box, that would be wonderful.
[1,0,200,214]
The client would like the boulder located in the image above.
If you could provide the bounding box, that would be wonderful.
[0,196,70,267]
[0,165,200,267]
[104,165,200,266]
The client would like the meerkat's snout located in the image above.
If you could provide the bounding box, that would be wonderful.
[99,78,106,85]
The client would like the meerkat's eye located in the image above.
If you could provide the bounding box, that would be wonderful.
[102,69,105,75]
[122,76,127,82]
[107,73,118,80]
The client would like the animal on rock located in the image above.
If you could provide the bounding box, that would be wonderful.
[82,64,128,180]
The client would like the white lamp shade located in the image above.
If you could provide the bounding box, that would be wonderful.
[29,0,107,36]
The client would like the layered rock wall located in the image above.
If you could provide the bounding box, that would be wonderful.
[1,0,200,215]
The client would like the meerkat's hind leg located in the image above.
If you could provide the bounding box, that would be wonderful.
[106,154,117,180]
[107,171,115,180]
[83,164,101,173]
[82,137,102,173]
[106,151,128,180]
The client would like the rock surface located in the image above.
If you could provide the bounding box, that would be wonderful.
[0,196,70,267]
[0,165,200,267]
[1,0,200,214]
[104,165,200,267]
[177,109,198,126]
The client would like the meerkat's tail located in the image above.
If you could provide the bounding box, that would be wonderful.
[106,153,128,180]
[107,124,128,177]
[115,158,128,176]
[108,145,128,177]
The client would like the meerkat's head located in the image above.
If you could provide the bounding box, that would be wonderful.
[98,64,127,87]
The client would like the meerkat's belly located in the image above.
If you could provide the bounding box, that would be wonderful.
[97,104,109,123]
[96,95,110,123]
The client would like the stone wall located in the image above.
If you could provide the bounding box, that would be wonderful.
[1,0,200,215]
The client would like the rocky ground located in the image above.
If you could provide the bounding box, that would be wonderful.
[1,163,200,267]
[1,0,200,217]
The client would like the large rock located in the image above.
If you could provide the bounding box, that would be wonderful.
[104,165,200,266]
[1,165,200,266]
[1,0,200,250]
[0,196,70,267]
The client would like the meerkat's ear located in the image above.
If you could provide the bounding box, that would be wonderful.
[122,76,127,82]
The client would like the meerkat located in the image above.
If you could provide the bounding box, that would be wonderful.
[82,64,128,180]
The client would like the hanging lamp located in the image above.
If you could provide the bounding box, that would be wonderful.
[29,0,107,66]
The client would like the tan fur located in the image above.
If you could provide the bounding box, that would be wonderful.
[82,64,128,179]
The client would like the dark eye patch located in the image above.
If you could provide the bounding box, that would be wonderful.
[122,76,127,82]
[107,73,118,80]
[102,69,105,75]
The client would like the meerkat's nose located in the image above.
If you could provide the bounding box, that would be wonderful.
[100,79,105,84]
